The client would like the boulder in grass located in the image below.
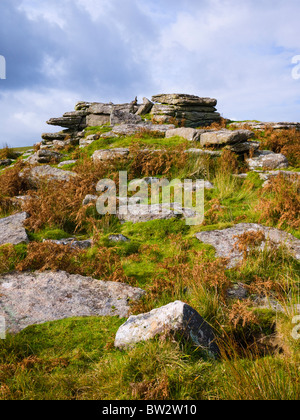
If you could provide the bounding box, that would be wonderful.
[19,165,78,185]
[196,223,300,268]
[246,151,289,170]
[0,271,145,334]
[114,300,219,357]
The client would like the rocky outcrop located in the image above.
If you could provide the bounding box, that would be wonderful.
[195,223,300,268]
[0,212,29,246]
[0,271,145,333]
[114,300,219,357]
[151,94,221,128]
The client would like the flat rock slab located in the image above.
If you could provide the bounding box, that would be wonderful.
[0,271,145,333]
[200,129,254,147]
[115,300,219,357]
[0,212,29,246]
[246,151,289,170]
[20,165,78,185]
[92,148,130,162]
[117,203,200,224]
[152,94,217,107]
[196,223,300,268]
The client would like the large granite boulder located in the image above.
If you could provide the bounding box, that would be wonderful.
[0,212,29,246]
[196,223,300,268]
[114,300,219,357]
[0,271,145,333]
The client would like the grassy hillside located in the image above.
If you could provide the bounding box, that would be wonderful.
[0,125,299,400]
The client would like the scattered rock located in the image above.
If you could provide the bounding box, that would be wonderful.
[0,271,145,333]
[227,283,249,300]
[225,141,260,154]
[82,194,98,206]
[109,234,130,243]
[196,223,300,268]
[165,127,203,142]
[246,151,289,170]
[0,159,12,167]
[37,150,62,164]
[92,148,130,163]
[20,165,78,185]
[200,129,254,147]
[43,238,92,249]
[117,203,199,224]
[228,121,300,131]
[58,160,77,168]
[114,300,219,357]
[0,212,29,246]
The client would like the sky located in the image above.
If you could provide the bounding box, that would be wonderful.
[0,0,300,147]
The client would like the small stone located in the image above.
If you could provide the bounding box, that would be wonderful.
[109,234,130,243]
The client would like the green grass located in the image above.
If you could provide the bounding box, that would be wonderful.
[0,127,299,400]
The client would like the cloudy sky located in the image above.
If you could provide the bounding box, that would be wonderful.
[0,0,300,147]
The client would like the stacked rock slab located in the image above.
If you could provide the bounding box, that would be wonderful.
[41,100,148,148]
[150,94,221,128]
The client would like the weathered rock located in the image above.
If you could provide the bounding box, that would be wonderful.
[82,194,98,206]
[200,129,254,147]
[37,150,62,164]
[43,238,92,249]
[246,151,289,170]
[165,127,202,142]
[110,110,142,126]
[196,223,300,268]
[114,300,219,356]
[228,121,300,131]
[92,148,130,163]
[227,283,249,300]
[136,97,153,116]
[117,203,199,224]
[109,234,130,243]
[20,165,78,185]
[86,114,110,126]
[0,159,12,167]
[47,111,87,130]
[0,212,29,246]
[152,94,217,107]
[58,160,77,168]
[226,141,260,154]
[0,271,145,333]
[185,148,222,157]
[111,123,175,136]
